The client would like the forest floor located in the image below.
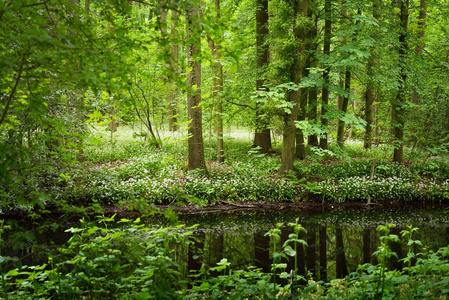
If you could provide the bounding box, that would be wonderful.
[3,125,449,216]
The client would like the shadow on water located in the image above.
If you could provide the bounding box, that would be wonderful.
[175,204,449,281]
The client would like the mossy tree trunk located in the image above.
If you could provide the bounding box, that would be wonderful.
[187,2,207,172]
[392,0,409,164]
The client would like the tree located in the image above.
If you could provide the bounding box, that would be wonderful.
[207,0,225,163]
[253,0,271,154]
[168,10,180,132]
[186,1,207,172]
[392,0,409,163]
[279,0,309,174]
[295,1,318,159]
[363,0,381,149]
[320,0,332,150]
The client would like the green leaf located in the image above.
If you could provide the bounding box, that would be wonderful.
[284,245,296,257]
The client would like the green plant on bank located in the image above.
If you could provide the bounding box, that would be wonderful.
[0,216,196,299]
[4,126,449,213]
[283,218,308,287]
[1,220,448,299]
[373,223,400,299]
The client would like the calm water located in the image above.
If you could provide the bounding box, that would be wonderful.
[174,204,449,280]
[2,204,449,281]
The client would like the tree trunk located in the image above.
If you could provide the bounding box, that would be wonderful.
[364,1,381,149]
[410,0,427,105]
[295,88,307,160]
[308,20,319,147]
[279,0,308,174]
[320,0,332,150]
[337,69,351,146]
[168,11,180,131]
[186,2,207,172]
[253,0,271,153]
[392,0,409,163]
[208,0,224,163]
[364,80,375,149]
[295,5,317,159]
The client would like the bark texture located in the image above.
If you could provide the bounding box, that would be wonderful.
[392,0,409,163]
[187,3,207,172]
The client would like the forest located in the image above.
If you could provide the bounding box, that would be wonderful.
[1,0,449,298]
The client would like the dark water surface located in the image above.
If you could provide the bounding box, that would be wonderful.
[173,204,449,280]
[2,204,449,281]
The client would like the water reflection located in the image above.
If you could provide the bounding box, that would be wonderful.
[1,205,448,282]
[180,206,449,280]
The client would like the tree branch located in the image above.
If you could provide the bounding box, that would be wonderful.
[0,54,26,127]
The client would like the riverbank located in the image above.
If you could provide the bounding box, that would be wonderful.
[2,127,449,213]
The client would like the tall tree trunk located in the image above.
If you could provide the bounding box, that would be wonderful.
[295,4,317,159]
[337,68,351,146]
[364,1,381,149]
[392,0,409,163]
[253,0,271,153]
[187,2,207,172]
[168,11,180,131]
[295,89,307,160]
[279,0,308,174]
[308,20,319,147]
[320,0,332,150]
[410,0,427,105]
[208,0,224,163]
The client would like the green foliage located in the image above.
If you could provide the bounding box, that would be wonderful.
[1,217,194,299]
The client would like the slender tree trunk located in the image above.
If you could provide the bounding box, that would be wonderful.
[308,20,319,147]
[280,0,308,174]
[320,0,332,150]
[168,11,180,131]
[364,1,380,149]
[337,69,351,146]
[295,5,317,159]
[295,88,307,160]
[364,79,375,149]
[208,0,224,163]
[411,0,427,105]
[187,2,207,172]
[392,0,409,163]
[253,0,271,153]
